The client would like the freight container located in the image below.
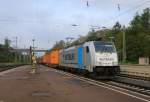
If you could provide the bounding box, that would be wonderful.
[49,50,60,67]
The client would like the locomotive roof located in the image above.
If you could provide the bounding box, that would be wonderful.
[61,41,114,52]
[93,41,114,45]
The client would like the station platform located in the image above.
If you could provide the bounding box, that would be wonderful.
[0,65,149,102]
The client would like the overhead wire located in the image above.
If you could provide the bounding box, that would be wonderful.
[105,0,150,27]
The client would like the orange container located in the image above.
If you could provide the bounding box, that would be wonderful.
[49,50,60,65]
[42,50,60,67]
[46,53,50,64]
[42,53,49,64]
[43,54,47,64]
[47,53,51,64]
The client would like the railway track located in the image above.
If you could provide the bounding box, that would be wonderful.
[118,74,150,81]
[113,75,150,89]
[44,65,150,96]
[47,66,150,100]
[107,80,150,96]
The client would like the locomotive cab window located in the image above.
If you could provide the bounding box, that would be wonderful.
[86,46,89,53]
[94,42,116,53]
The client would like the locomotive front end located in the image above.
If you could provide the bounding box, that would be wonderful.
[93,41,120,76]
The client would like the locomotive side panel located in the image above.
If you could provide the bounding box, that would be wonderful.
[77,47,84,69]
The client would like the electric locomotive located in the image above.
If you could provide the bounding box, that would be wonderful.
[59,41,120,78]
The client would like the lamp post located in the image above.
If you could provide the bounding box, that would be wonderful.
[122,26,126,63]
[32,39,36,55]
[32,39,35,49]
[14,37,18,63]
[15,37,18,48]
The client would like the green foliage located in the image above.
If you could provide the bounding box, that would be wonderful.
[0,44,15,63]
[71,35,86,45]
[0,39,26,63]
[126,8,150,62]
[51,40,65,50]
[111,22,126,62]
[108,8,150,63]
[4,38,11,49]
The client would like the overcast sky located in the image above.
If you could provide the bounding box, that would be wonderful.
[0,0,149,50]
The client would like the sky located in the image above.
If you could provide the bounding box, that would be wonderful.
[0,0,149,50]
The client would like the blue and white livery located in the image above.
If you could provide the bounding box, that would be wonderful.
[59,41,120,78]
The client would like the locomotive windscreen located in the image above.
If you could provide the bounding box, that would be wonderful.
[94,42,116,53]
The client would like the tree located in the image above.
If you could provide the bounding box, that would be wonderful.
[51,40,65,50]
[113,21,122,32]
[126,8,150,62]
[86,29,108,42]
[0,38,24,63]
[4,38,11,49]
[110,22,123,61]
